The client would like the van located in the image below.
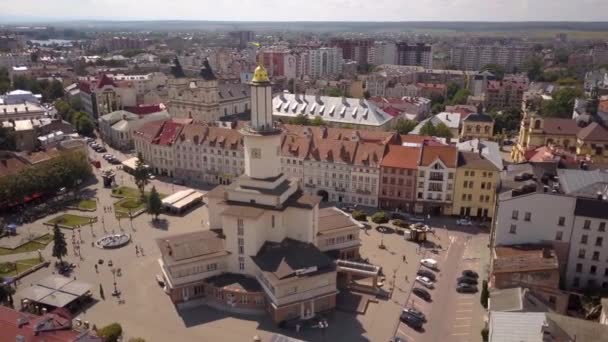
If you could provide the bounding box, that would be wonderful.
[420,258,438,270]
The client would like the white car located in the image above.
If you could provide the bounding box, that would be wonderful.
[457,219,473,226]
[420,258,438,270]
[415,276,435,289]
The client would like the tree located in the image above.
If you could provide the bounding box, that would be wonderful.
[326,87,344,97]
[394,118,418,134]
[147,186,162,220]
[480,280,489,308]
[541,87,583,118]
[482,64,505,80]
[52,224,67,262]
[419,120,437,136]
[49,80,64,100]
[0,276,15,305]
[55,100,71,121]
[97,323,123,342]
[450,88,471,105]
[73,112,95,136]
[434,122,454,139]
[446,83,461,101]
[290,114,310,126]
[352,210,367,222]
[371,211,389,224]
[170,57,185,78]
[0,67,10,94]
[133,153,150,200]
[0,126,16,151]
[524,57,544,82]
[310,116,325,127]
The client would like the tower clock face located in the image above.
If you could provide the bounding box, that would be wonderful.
[251,148,262,159]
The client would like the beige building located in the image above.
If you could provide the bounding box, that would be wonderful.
[460,112,495,141]
[452,151,500,219]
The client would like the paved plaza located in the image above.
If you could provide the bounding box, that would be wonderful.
[0,144,490,342]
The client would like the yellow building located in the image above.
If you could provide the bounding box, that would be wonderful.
[460,113,495,141]
[576,122,608,163]
[453,151,500,219]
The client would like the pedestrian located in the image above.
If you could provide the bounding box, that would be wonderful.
[402,255,406,262]
[140,246,144,256]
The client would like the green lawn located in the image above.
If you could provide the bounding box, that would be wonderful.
[77,199,97,211]
[0,257,43,277]
[111,186,143,199]
[0,234,53,256]
[114,198,146,218]
[46,214,96,229]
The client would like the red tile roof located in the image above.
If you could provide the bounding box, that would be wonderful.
[542,118,581,136]
[353,142,385,167]
[155,121,184,146]
[124,104,164,115]
[135,120,166,142]
[381,144,420,169]
[419,144,457,168]
[577,122,608,141]
[96,74,117,89]
[599,100,608,113]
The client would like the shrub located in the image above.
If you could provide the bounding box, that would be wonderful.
[352,210,367,221]
[480,280,489,308]
[97,323,123,342]
[393,219,408,228]
[371,211,389,224]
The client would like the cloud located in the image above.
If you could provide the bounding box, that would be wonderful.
[0,0,606,21]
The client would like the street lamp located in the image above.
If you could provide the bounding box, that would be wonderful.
[110,267,120,296]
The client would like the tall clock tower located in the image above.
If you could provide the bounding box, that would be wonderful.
[241,55,282,180]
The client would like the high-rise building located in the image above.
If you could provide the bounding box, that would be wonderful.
[308,47,343,79]
[396,43,433,69]
[450,45,532,72]
[228,30,255,49]
[330,38,373,65]
[370,41,397,65]
[262,50,297,80]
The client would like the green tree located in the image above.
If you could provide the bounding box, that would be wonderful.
[49,80,64,100]
[326,87,344,97]
[133,153,150,200]
[371,211,389,224]
[446,83,461,101]
[73,112,95,136]
[310,116,325,126]
[0,125,17,151]
[524,57,544,82]
[0,67,10,94]
[482,64,505,80]
[434,122,454,139]
[393,118,418,134]
[450,88,471,105]
[480,280,489,308]
[419,120,437,136]
[55,100,71,120]
[52,224,67,262]
[147,186,162,220]
[97,323,123,342]
[290,114,310,126]
[0,276,16,304]
[541,87,583,118]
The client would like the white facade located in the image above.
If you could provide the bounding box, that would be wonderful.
[308,47,343,79]
[371,42,397,65]
[0,53,30,69]
[416,158,455,213]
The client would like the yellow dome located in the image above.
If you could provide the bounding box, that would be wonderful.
[252,64,269,84]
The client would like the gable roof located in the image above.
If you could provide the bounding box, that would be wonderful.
[577,122,608,141]
[542,118,580,136]
[380,144,421,169]
[420,144,457,168]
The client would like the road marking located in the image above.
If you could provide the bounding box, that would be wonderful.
[454,317,471,320]
[451,333,470,336]
[458,302,473,305]
[456,309,473,313]
[453,324,471,328]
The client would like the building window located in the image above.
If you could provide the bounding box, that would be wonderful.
[573,277,580,287]
[238,238,244,254]
[581,234,588,244]
[578,249,586,259]
[524,212,531,222]
[207,263,218,271]
[555,231,563,241]
[509,224,517,234]
[238,257,245,271]
[584,220,591,230]
[593,251,600,261]
[558,217,565,226]
[511,210,519,220]
[576,263,582,272]
[464,171,469,177]
[591,265,597,275]
[596,237,604,247]
[271,215,275,228]
[600,222,606,232]
[237,219,244,236]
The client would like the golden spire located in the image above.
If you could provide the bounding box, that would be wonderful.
[252,46,269,84]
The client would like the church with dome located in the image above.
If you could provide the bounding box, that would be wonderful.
[156,59,377,323]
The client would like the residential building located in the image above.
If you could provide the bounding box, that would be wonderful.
[218,83,251,118]
[78,74,137,119]
[450,44,532,72]
[396,43,433,69]
[368,96,431,121]
[370,41,397,65]
[0,102,48,122]
[411,112,462,138]
[99,109,170,151]
[262,50,297,80]
[485,76,529,111]
[452,151,499,218]
[489,286,566,314]
[575,122,608,163]
[228,30,255,49]
[308,47,343,79]
[330,38,373,66]
[0,89,42,105]
[492,245,561,290]
[133,120,184,177]
[95,36,148,51]
[0,52,30,69]
[415,144,457,215]
[460,112,495,140]
[158,61,365,323]
[272,93,396,130]
[379,144,420,211]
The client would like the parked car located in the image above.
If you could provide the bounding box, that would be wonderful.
[415,276,435,289]
[457,276,478,285]
[400,312,423,329]
[410,215,426,222]
[148,174,156,180]
[462,270,479,278]
[391,212,407,220]
[456,218,472,226]
[103,154,113,160]
[456,283,478,293]
[417,269,436,281]
[420,258,438,270]
[403,307,426,322]
[412,287,432,301]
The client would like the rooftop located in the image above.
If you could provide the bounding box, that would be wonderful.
[157,230,227,266]
[493,245,559,274]
[318,207,362,234]
[380,144,421,169]
[457,151,500,172]
[419,144,458,168]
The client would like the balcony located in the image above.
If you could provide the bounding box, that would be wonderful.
[304,183,316,188]
[429,175,444,182]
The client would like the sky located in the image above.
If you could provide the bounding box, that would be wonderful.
[0,0,606,22]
